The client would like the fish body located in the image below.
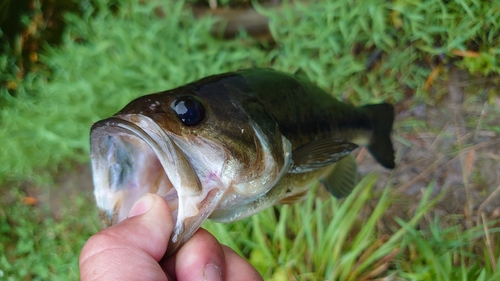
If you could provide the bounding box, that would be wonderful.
[90,68,395,255]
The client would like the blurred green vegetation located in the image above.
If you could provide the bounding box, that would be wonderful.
[1,0,498,183]
[1,0,499,279]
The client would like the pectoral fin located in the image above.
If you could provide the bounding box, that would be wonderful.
[290,139,358,173]
[321,154,358,198]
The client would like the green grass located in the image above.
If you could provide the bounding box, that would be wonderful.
[204,177,500,280]
[0,188,99,280]
[3,175,498,280]
[1,0,499,279]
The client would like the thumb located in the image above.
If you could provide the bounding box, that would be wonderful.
[80,193,173,281]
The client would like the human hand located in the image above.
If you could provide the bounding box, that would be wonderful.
[79,193,263,281]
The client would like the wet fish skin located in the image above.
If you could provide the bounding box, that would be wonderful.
[90,68,395,256]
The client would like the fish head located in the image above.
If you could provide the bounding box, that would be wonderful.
[90,79,291,256]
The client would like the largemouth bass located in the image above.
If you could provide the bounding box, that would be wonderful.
[90,68,395,256]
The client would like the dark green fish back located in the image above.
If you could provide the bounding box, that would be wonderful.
[239,68,394,167]
[240,68,370,148]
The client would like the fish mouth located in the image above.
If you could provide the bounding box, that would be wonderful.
[90,115,222,255]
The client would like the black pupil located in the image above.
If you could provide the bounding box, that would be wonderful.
[171,96,205,126]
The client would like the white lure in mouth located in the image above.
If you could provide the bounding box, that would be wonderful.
[90,115,223,255]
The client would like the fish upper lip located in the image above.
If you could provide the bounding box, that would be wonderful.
[90,114,209,249]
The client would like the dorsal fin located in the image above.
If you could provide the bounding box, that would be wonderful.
[290,139,358,173]
[320,154,358,198]
[293,68,309,79]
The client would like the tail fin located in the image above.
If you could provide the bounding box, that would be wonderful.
[362,103,396,169]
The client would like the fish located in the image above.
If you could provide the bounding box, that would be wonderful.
[90,68,395,256]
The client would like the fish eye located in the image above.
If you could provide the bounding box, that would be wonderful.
[170,96,205,126]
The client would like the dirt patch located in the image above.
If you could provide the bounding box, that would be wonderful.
[355,69,500,230]
[12,164,95,220]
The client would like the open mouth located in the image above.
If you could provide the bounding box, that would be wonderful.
[90,116,181,226]
[91,115,226,255]
[91,113,228,255]
[90,113,220,248]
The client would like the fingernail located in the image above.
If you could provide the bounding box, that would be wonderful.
[204,263,222,281]
[128,193,155,218]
